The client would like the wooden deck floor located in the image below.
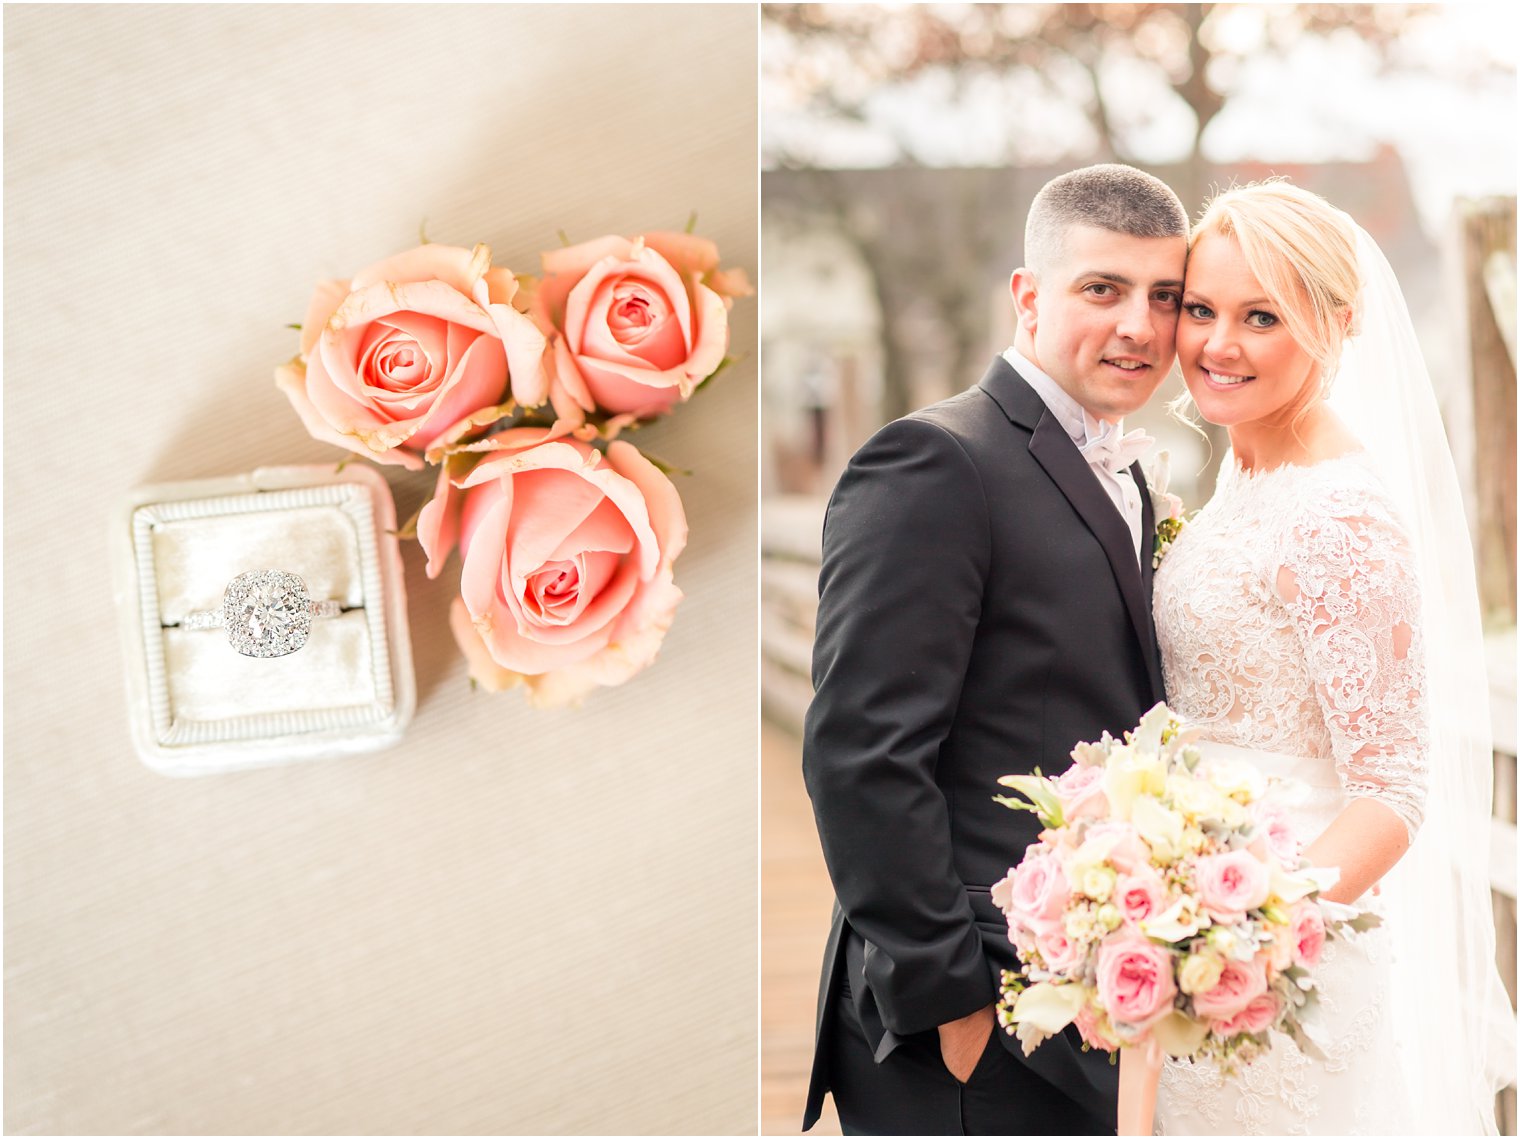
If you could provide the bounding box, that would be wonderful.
[762,717,841,1136]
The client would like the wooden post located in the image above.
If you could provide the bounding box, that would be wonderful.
[1461,197,1518,625]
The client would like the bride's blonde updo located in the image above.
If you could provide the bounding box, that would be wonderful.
[1192,179,1362,388]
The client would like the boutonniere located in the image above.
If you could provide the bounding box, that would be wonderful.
[1146,449,1186,569]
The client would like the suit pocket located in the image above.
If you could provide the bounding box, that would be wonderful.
[949,1022,1005,1087]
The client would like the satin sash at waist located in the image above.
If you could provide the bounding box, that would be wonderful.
[1192,739,1342,790]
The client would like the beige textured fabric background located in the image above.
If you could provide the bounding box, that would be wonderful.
[4,5,759,1134]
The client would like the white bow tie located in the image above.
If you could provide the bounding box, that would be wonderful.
[1081,427,1154,476]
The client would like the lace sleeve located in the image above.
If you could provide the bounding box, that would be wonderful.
[1272,488,1430,837]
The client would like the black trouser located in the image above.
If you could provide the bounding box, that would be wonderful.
[824,976,1115,1136]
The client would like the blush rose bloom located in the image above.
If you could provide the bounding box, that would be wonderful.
[1095,932,1177,1029]
[1290,902,1327,967]
[1114,870,1167,924]
[1056,761,1110,819]
[1212,992,1281,1037]
[533,231,751,426]
[1195,849,1272,922]
[1080,821,1150,877]
[1033,925,1083,975]
[1000,850,1071,937]
[1074,1002,1119,1053]
[1252,803,1302,868]
[1191,956,1268,1022]
[277,243,548,470]
[416,429,685,706]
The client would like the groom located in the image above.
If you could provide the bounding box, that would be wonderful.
[801,164,1187,1135]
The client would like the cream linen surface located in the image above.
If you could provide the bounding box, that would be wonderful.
[4,6,757,1136]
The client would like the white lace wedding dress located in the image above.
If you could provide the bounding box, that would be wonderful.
[1151,450,1427,1136]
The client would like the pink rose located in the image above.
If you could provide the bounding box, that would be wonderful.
[417,429,686,706]
[1002,851,1070,936]
[1095,932,1176,1028]
[1074,1002,1119,1052]
[1252,804,1301,868]
[1212,992,1280,1038]
[1056,761,1110,819]
[1114,871,1167,924]
[1034,926,1083,975]
[1081,821,1150,876]
[1194,849,1271,921]
[1191,957,1268,1021]
[277,243,547,470]
[1290,902,1327,967]
[533,232,751,425]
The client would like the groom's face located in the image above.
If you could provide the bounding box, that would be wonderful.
[1011,224,1186,422]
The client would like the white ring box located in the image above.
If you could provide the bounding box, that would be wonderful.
[113,464,416,775]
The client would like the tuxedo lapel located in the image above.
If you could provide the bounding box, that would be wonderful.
[1133,460,1165,700]
[980,357,1160,692]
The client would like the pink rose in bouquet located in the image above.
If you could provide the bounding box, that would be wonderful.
[1252,802,1302,867]
[1194,849,1271,922]
[533,231,751,426]
[1291,901,1327,967]
[1192,957,1268,1022]
[277,243,547,470]
[1114,870,1167,924]
[417,428,686,706]
[1213,992,1281,1037]
[1082,820,1150,876]
[1004,849,1070,936]
[1056,760,1109,819]
[1096,933,1177,1029]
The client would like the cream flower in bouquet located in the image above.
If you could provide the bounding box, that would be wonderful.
[276,226,748,704]
[990,704,1379,1129]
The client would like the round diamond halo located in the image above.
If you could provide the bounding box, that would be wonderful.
[222,570,314,658]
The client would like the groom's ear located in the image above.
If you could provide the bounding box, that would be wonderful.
[1010,269,1040,333]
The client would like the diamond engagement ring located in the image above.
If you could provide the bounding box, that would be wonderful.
[182,569,343,658]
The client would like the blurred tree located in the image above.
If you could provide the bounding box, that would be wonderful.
[763,2,1496,420]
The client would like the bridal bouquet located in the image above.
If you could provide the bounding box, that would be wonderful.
[991,704,1379,1074]
[275,227,751,706]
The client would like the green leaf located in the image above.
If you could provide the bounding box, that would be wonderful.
[640,450,693,478]
[285,322,302,331]
[557,228,571,248]
[419,218,430,245]
[391,503,422,542]
[334,456,354,474]
[684,209,698,234]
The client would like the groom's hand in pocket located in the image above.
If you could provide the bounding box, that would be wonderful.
[938,1003,995,1083]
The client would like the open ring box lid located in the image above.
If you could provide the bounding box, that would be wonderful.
[112,464,416,775]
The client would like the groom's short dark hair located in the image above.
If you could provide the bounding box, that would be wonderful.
[1024,164,1188,276]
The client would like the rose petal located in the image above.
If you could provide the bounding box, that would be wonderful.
[351,243,488,297]
[604,442,688,564]
[301,279,352,359]
[541,235,637,280]
[416,462,461,580]
[487,300,550,409]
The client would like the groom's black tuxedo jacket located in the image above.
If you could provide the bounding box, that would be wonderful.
[802,356,1165,1130]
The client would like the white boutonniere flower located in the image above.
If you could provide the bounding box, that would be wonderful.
[1146,449,1186,569]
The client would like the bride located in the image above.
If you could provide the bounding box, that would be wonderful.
[1149,180,1515,1134]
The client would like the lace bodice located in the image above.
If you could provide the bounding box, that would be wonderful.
[1153,452,1430,837]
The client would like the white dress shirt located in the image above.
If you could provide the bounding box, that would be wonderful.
[1001,346,1147,565]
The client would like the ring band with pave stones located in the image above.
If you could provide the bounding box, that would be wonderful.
[182,569,343,658]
